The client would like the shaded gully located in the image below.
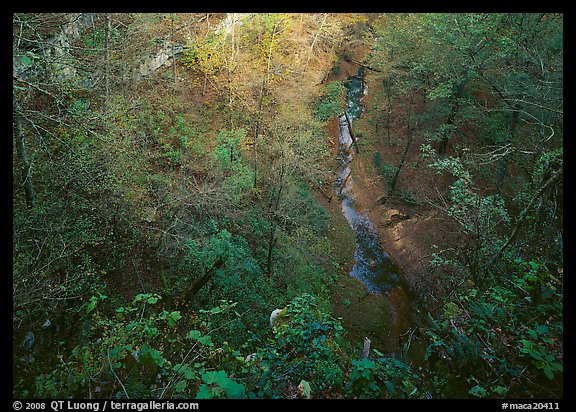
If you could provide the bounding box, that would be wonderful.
[335,69,422,357]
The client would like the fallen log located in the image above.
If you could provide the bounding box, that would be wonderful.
[344,111,360,154]
[339,170,352,196]
[344,56,382,73]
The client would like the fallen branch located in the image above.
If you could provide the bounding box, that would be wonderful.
[339,170,352,196]
[344,111,360,154]
[343,56,382,73]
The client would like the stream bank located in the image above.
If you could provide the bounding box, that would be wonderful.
[325,68,426,361]
[317,37,460,364]
[322,47,467,362]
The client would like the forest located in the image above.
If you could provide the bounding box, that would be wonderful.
[13,13,563,400]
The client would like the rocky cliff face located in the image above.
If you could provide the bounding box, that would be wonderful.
[131,42,184,81]
[130,13,254,81]
[14,13,95,80]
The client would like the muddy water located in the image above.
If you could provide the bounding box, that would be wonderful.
[336,70,420,357]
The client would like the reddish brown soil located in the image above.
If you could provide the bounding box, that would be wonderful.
[322,48,462,357]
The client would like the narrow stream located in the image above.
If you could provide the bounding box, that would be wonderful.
[336,70,407,295]
[336,69,422,357]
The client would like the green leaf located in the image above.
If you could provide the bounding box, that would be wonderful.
[174,380,187,393]
[133,293,161,305]
[196,384,213,399]
[528,350,545,361]
[144,325,158,337]
[443,302,461,318]
[115,308,126,319]
[469,385,487,397]
[22,56,32,66]
[219,378,246,399]
[139,346,165,368]
[175,364,198,380]
[550,362,563,372]
[524,274,538,283]
[299,380,311,399]
[198,335,214,346]
[385,381,395,396]
[186,330,202,340]
[203,370,227,385]
[147,295,160,304]
[491,385,507,396]
[86,293,107,313]
[543,367,555,380]
[198,371,246,399]
[132,293,150,304]
[167,311,182,327]
[125,321,139,331]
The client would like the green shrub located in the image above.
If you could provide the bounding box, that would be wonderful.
[347,356,420,398]
[255,294,346,398]
[315,81,346,122]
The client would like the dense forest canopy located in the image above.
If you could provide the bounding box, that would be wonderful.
[13,12,562,400]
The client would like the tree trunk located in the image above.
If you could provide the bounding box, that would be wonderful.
[266,222,277,276]
[486,165,563,270]
[384,77,393,145]
[186,257,224,300]
[202,70,208,96]
[14,112,36,209]
[253,70,266,186]
[389,119,417,194]
[388,139,408,193]
[198,14,211,96]
[171,14,177,87]
[230,13,235,63]
[438,76,467,156]
[253,18,282,187]
[266,163,286,276]
[362,337,371,359]
[226,15,236,130]
[227,66,234,129]
[495,105,519,194]
[305,13,327,72]
[16,113,36,208]
[527,106,550,189]
[104,13,111,111]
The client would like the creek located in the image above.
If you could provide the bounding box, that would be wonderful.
[336,69,422,357]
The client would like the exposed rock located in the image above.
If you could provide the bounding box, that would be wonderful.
[270,308,283,327]
[21,331,35,351]
[244,353,257,363]
[214,13,254,36]
[132,42,184,81]
[14,13,95,82]
[388,209,410,220]
[383,209,410,227]
[270,307,291,330]
[297,380,311,399]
